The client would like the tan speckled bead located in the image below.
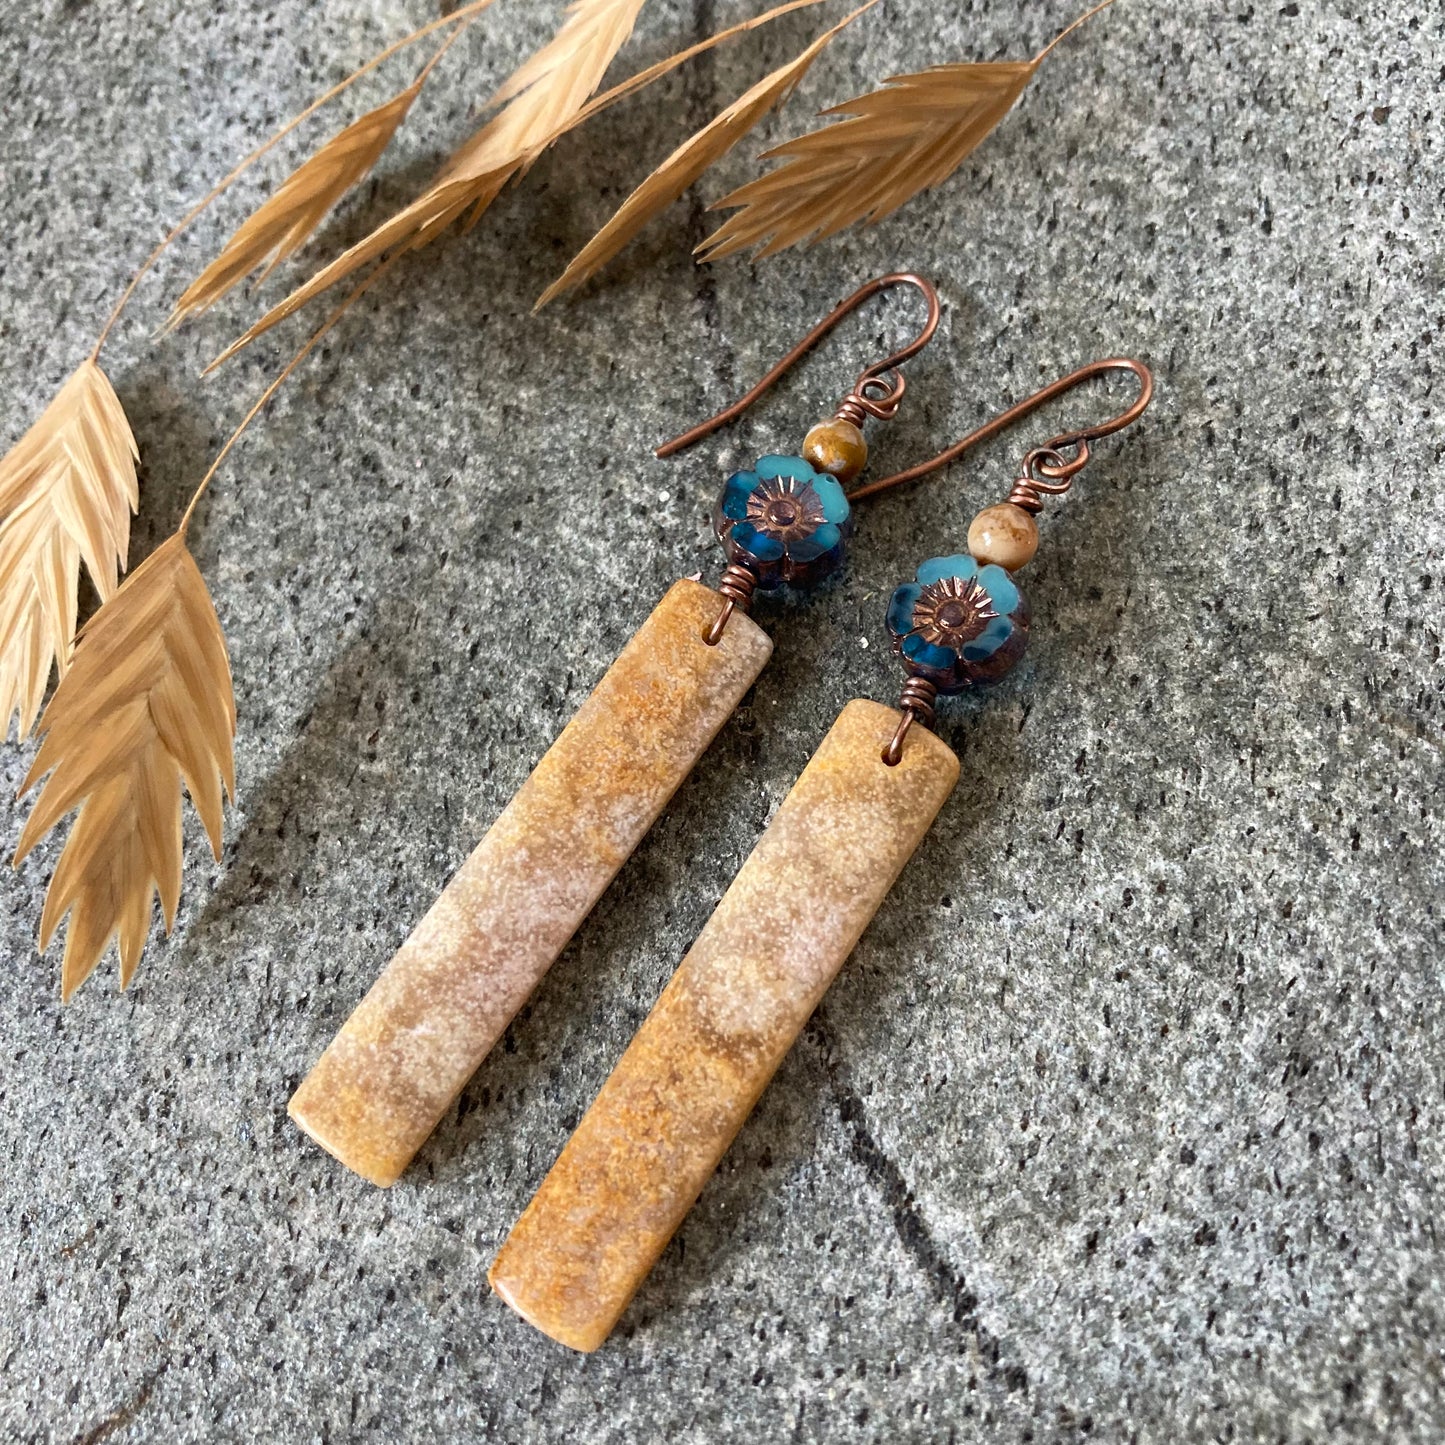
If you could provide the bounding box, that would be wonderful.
[288,580,773,1187]
[802,417,868,484]
[967,502,1039,571]
[488,699,959,1352]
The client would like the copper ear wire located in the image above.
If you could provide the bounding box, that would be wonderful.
[849,356,1154,504]
[657,286,1150,706]
[655,273,942,459]
[878,356,1154,768]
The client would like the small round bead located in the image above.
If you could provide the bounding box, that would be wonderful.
[967,502,1039,572]
[802,418,868,485]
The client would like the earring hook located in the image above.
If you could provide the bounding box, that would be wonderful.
[850,357,1153,503]
[655,272,942,458]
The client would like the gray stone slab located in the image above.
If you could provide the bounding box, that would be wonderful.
[0,0,1440,1440]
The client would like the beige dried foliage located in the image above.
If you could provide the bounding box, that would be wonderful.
[80,0,500,361]
[15,532,236,1001]
[537,2,873,307]
[698,58,1039,259]
[699,0,1120,260]
[166,80,427,330]
[445,0,648,184]
[208,0,651,366]
[562,0,829,126]
[0,360,138,739]
[205,173,505,369]
[211,0,830,367]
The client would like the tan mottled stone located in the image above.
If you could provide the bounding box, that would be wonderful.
[288,580,773,1187]
[488,699,959,1352]
[967,501,1039,572]
[802,417,868,484]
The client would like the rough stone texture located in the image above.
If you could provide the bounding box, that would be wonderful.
[492,700,958,1352]
[0,0,1440,1441]
[290,579,772,1187]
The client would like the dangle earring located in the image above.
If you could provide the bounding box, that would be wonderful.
[487,358,1155,1352]
[288,274,942,1187]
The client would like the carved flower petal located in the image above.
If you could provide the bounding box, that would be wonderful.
[811,472,850,525]
[916,553,978,587]
[961,614,1015,661]
[727,520,784,562]
[886,581,923,639]
[787,519,841,563]
[976,562,1020,615]
[754,454,816,484]
[720,469,760,521]
[901,632,955,671]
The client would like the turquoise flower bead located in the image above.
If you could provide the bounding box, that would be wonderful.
[714,455,853,588]
[886,553,1030,692]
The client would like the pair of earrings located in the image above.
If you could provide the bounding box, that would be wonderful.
[287,273,1153,1351]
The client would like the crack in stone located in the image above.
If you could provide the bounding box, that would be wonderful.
[808,1015,1029,1396]
[72,1363,167,1445]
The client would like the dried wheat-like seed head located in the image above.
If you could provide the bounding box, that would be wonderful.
[205,171,505,369]
[207,0,652,365]
[0,360,138,739]
[699,58,1040,260]
[15,532,236,1000]
[445,0,648,184]
[210,0,830,365]
[166,79,427,331]
[537,3,873,307]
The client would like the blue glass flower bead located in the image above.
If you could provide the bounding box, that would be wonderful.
[886,554,1030,692]
[714,455,853,588]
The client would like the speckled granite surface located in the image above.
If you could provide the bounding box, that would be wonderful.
[0,1,1440,1440]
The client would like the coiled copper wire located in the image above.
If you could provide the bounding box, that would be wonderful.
[898,675,939,727]
[704,562,759,646]
[883,677,940,766]
[1004,478,1045,514]
[1005,446,1081,514]
[833,370,908,430]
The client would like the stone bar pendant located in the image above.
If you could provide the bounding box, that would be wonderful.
[289,580,772,1187]
[488,699,959,1351]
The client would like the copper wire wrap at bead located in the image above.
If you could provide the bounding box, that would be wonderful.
[832,370,908,429]
[1005,446,1079,514]
[704,561,760,646]
[884,677,940,766]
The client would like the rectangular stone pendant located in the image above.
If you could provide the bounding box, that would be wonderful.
[488,698,959,1351]
[288,580,773,1187]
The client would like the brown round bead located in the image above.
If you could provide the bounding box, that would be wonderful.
[967,502,1039,572]
[802,418,868,484]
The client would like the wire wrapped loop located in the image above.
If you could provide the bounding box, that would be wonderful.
[1006,442,1090,513]
[704,562,760,646]
[883,677,940,766]
[834,369,907,428]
